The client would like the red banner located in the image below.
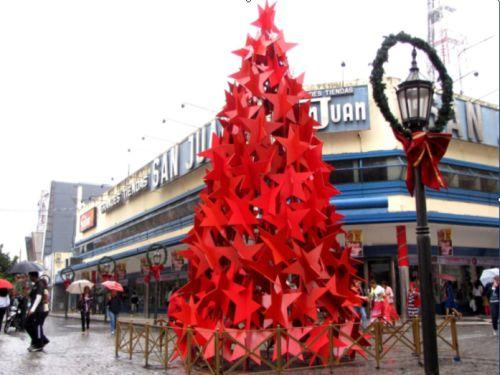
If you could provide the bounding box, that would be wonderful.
[397,225,409,267]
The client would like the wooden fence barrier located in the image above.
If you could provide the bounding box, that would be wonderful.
[115,316,461,373]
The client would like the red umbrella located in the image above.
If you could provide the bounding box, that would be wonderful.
[101,280,124,292]
[0,279,13,289]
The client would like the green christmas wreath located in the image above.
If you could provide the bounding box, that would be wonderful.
[369,31,454,137]
[97,256,116,275]
[146,243,168,267]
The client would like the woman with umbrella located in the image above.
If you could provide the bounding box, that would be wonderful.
[78,286,93,333]
[482,269,500,335]
[66,280,95,333]
[102,281,123,335]
[0,279,13,332]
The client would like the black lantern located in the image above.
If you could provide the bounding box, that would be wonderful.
[396,48,434,131]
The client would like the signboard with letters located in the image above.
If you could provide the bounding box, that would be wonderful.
[308,85,371,133]
[79,207,97,232]
[95,81,497,215]
[99,175,149,214]
[147,85,371,194]
[432,95,499,147]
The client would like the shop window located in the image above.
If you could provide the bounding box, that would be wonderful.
[453,165,481,190]
[89,194,200,252]
[479,171,499,193]
[439,164,459,188]
[329,159,360,184]
[386,156,406,181]
[361,157,388,182]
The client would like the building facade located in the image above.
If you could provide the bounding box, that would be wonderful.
[68,78,499,316]
[35,181,107,309]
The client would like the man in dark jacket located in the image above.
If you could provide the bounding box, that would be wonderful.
[106,291,121,335]
[25,272,47,351]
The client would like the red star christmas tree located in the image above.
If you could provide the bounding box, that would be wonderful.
[168,2,368,365]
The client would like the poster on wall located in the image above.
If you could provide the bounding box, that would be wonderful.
[437,229,453,256]
[346,229,363,257]
[171,250,185,272]
[116,263,127,280]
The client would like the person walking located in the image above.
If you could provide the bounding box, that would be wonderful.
[130,291,139,315]
[472,281,484,315]
[486,275,499,335]
[0,288,10,332]
[37,277,50,347]
[444,281,461,317]
[106,291,121,335]
[369,279,385,322]
[381,281,394,305]
[407,281,421,318]
[78,286,93,333]
[352,280,368,329]
[25,271,47,352]
[381,280,399,324]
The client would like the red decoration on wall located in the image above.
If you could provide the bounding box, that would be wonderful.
[168,1,365,364]
[396,225,409,267]
[150,264,164,281]
[394,130,451,195]
[100,273,113,282]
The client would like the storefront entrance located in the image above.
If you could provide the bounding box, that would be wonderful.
[365,257,399,313]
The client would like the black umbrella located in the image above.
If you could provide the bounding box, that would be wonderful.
[7,261,45,274]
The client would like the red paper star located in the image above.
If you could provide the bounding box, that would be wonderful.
[269,165,312,201]
[224,280,261,327]
[275,126,310,165]
[265,80,300,121]
[237,109,282,144]
[251,1,279,34]
[263,277,301,327]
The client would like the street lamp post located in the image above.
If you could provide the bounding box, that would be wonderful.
[145,244,168,324]
[396,48,439,374]
[371,31,453,375]
[60,267,75,319]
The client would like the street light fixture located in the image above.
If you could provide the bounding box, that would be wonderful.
[397,48,440,375]
[396,49,434,132]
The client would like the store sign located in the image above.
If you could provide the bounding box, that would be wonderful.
[100,175,149,214]
[148,86,371,192]
[431,96,499,147]
[79,207,96,232]
[308,85,370,133]
[346,229,363,257]
[150,121,222,191]
[437,228,453,256]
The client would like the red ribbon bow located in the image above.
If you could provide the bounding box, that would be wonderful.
[64,279,72,289]
[394,130,451,196]
[150,264,164,281]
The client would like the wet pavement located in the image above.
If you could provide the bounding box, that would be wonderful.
[0,316,178,375]
[0,316,497,374]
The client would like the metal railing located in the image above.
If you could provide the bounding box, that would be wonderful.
[115,316,460,373]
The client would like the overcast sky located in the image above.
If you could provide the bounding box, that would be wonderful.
[0,0,498,259]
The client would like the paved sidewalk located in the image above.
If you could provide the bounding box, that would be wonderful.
[50,311,494,327]
[2,316,497,374]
